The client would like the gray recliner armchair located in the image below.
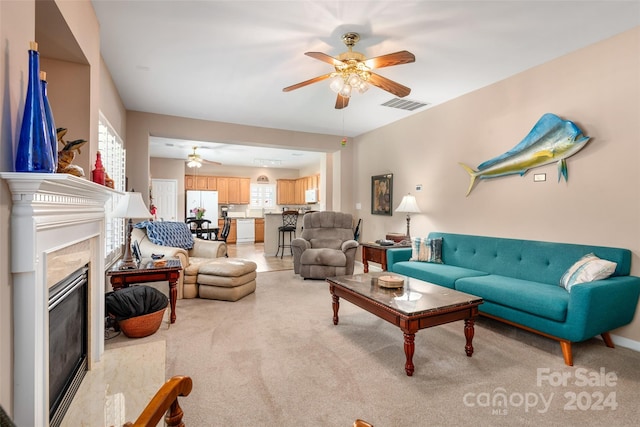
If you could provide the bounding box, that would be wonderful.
[292,211,359,279]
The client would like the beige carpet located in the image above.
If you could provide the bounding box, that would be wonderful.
[108,270,640,426]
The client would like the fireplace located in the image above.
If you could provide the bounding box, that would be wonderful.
[48,266,88,427]
[0,173,118,426]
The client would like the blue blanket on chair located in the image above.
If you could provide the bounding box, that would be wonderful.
[135,221,194,250]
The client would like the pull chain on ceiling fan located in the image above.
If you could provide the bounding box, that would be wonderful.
[283,32,415,109]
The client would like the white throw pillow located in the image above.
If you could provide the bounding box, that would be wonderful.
[559,253,617,292]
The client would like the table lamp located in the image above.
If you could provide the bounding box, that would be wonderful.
[111,192,151,269]
[395,193,421,240]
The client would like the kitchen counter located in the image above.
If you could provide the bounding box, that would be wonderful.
[264,212,304,256]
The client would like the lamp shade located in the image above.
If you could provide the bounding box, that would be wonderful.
[395,194,421,213]
[111,192,151,219]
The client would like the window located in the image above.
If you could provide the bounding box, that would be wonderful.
[98,113,126,266]
[250,183,275,209]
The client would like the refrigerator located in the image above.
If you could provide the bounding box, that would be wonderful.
[186,190,219,223]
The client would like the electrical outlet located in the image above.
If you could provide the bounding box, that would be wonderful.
[415,184,423,191]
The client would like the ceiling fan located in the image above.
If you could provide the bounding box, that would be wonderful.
[283,32,415,109]
[186,146,221,168]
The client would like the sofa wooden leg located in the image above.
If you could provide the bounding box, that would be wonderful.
[560,341,573,366]
[601,332,615,348]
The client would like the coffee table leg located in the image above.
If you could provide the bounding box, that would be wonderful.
[464,318,475,357]
[403,332,415,376]
[332,294,340,325]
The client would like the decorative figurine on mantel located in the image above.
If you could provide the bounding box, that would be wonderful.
[56,127,86,177]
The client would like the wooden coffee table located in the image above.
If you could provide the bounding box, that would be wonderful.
[327,272,483,376]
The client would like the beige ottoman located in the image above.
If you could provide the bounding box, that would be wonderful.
[197,258,257,301]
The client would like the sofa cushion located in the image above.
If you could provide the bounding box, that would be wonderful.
[455,275,569,322]
[560,253,617,292]
[198,258,258,277]
[135,221,194,250]
[391,261,488,289]
[184,257,211,276]
[410,237,443,263]
[300,248,346,267]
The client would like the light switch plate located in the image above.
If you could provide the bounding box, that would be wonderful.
[534,173,546,182]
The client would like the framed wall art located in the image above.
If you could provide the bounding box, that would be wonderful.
[371,174,393,216]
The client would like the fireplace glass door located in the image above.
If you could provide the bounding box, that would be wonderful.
[48,265,88,427]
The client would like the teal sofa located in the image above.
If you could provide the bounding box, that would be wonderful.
[386,232,640,365]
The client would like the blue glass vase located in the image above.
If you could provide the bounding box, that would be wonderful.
[15,42,55,173]
[41,71,58,169]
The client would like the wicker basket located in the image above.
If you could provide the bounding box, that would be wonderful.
[118,307,166,338]
[378,275,405,289]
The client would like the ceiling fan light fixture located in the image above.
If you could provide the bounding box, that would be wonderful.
[339,83,352,98]
[187,159,202,168]
[329,68,369,99]
[347,73,361,87]
[329,74,344,93]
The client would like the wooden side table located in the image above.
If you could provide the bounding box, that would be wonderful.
[360,242,411,272]
[107,258,182,324]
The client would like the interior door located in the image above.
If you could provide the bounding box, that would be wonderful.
[151,179,178,221]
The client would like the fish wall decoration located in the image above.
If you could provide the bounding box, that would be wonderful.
[460,113,591,196]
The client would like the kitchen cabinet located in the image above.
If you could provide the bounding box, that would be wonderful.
[277,174,320,205]
[185,175,195,190]
[206,176,217,190]
[294,179,305,205]
[276,179,297,205]
[185,175,216,190]
[216,177,229,203]
[185,175,249,204]
[185,175,209,190]
[228,178,242,204]
[255,218,264,243]
[239,178,250,204]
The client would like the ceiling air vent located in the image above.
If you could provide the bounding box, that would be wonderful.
[381,98,429,111]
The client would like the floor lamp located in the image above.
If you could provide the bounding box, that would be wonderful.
[111,192,151,270]
[395,193,421,240]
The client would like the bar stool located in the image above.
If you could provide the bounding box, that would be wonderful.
[276,210,299,258]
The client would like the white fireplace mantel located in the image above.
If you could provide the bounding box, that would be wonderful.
[0,172,120,427]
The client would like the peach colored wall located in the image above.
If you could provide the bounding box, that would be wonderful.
[354,27,640,343]
[99,57,127,137]
[0,0,35,415]
[41,58,90,162]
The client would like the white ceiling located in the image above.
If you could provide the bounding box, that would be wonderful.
[92,1,640,169]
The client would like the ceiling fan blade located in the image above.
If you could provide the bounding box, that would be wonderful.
[335,94,350,109]
[283,73,333,92]
[305,52,344,66]
[202,159,222,166]
[368,73,411,98]
[364,51,415,69]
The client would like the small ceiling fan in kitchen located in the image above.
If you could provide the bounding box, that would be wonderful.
[186,146,221,168]
[282,32,415,109]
